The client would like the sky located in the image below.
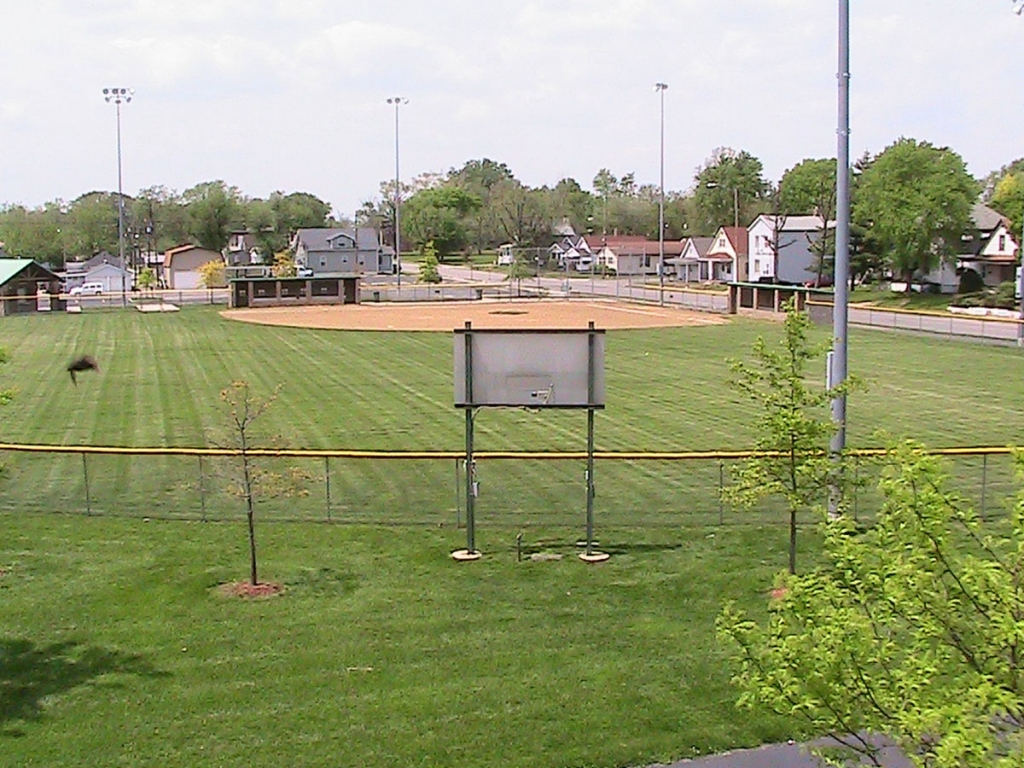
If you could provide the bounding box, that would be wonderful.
[1,0,1021,219]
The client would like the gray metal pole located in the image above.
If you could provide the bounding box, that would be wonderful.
[655,83,668,306]
[829,0,851,514]
[464,321,476,553]
[388,97,407,290]
[103,88,132,305]
[586,321,596,556]
[1019,214,1024,347]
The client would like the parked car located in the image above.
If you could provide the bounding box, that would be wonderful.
[296,266,314,277]
[70,282,104,296]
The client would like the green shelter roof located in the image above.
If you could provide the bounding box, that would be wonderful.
[0,259,33,286]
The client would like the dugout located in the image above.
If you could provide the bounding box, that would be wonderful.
[229,275,360,308]
[0,259,64,316]
[727,281,831,314]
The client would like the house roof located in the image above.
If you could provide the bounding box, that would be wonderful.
[973,202,1009,233]
[164,244,223,271]
[751,214,833,232]
[83,251,125,271]
[297,227,385,253]
[583,234,648,251]
[683,237,714,258]
[709,227,748,257]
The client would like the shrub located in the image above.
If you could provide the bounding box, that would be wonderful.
[957,268,985,294]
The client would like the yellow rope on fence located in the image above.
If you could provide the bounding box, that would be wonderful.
[0,442,1014,460]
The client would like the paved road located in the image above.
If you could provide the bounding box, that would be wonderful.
[648,736,911,768]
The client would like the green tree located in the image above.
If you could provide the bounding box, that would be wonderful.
[183,181,243,253]
[990,174,1024,234]
[493,180,549,246]
[725,299,845,575]
[197,259,226,288]
[692,147,770,235]
[417,241,442,284]
[853,138,977,285]
[403,186,481,259]
[719,443,1024,768]
[137,267,157,291]
[66,191,121,257]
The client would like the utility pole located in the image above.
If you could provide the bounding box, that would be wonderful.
[387,97,408,289]
[103,87,132,306]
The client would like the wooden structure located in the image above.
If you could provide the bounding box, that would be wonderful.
[728,281,831,314]
[229,276,360,309]
[0,259,63,316]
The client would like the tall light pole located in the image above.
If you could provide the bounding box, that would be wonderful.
[829,0,851,515]
[387,97,408,289]
[654,83,668,306]
[103,87,132,306]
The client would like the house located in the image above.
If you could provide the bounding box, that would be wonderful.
[293,228,394,276]
[957,202,1019,288]
[64,252,134,293]
[701,227,747,282]
[164,245,225,290]
[667,237,712,282]
[0,259,63,316]
[548,235,594,271]
[747,215,833,285]
[583,235,680,276]
[226,231,263,267]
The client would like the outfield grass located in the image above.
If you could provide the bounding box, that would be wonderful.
[0,305,1022,766]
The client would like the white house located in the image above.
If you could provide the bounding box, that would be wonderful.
[957,202,1019,287]
[667,237,712,282]
[747,215,832,285]
[64,252,133,293]
[701,227,746,282]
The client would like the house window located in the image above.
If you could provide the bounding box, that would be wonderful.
[754,259,761,273]
[999,234,1006,251]
[319,258,326,267]
[718,237,726,248]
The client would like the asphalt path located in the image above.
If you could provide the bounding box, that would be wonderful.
[648,736,912,768]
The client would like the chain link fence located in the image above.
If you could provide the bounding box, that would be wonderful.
[0,445,1016,531]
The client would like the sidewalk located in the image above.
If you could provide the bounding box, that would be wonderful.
[649,736,911,768]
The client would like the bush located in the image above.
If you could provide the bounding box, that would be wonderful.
[956,268,985,295]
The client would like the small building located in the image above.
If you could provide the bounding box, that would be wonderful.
[164,245,225,290]
[64,252,134,293]
[293,228,394,276]
[0,259,63,316]
[229,275,360,308]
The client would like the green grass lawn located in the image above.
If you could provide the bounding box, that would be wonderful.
[0,305,1022,766]
[0,515,799,768]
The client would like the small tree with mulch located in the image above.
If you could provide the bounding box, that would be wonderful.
[218,381,309,593]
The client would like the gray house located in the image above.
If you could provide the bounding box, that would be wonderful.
[747,215,833,285]
[293,228,394,276]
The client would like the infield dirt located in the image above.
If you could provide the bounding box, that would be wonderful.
[221,299,727,332]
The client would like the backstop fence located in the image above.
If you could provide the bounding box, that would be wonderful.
[0,443,1016,531]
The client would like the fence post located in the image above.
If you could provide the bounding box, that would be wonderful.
[981,453,988,517]
[325,456,332,522]
[198,454,207,521]
[82,452,92,516]
[718,461,725,525]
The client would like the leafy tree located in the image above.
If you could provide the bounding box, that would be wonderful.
[725,299,847,574]
[493,180,549,246]
[542,177,595,235]
[417,241,442,284]
[183,181,243,253]
[270,191,331,234]
[990,174,1024,234]
[0,202,66,265]
[692,147,770,235]
[853,138,977,285]
[137,267,157,291]
[981,157,1024,203]
[197,258,226,288]
[272,251,296,277]
[448,159,515,253]
[719,443,1024,768]
[66,192,121,257]
[403,186,481,259]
